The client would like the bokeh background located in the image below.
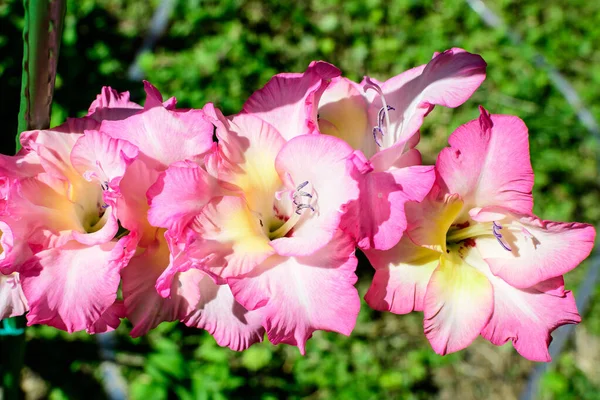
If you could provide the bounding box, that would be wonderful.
[1,0,599,399]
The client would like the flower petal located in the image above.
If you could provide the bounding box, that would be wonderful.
[472,208,596,288]
[87,86,142,122]
[183,274,265,351]
[364,237,439,313]
[212,113,286,221]
[121,236,201,337]
[462,246,580,361]
[0,273,28,319]
[436,107,534,214]
[228,231,359,354]
[423,251,493,355]
[355,164,435,251]
[184,196,275,279]
[318,77,375,157]
[271,134,359,256]
[87,300,126,334]
[374,48,486,148]
[71,130,139,190]
[243,61,341,140]
[147,161,221,235]
[406,189,463,253]
[99,106,214,169]
[21,237,133,332]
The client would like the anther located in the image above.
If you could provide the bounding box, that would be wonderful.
[364,77,394,147]
[492,221,512,252]
[292,181,315,215]
[100,181,109,191]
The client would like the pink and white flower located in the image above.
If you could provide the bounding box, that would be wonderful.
[365,107,595,361]
[317,49,487,251]
[148,101,361,353]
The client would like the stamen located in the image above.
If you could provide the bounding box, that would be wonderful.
[292,181,315,215]
[492,221,512,252]
[100,181,109,191]
[364,77,394,147]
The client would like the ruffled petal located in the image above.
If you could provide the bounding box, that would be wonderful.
[423,251,493,355]
[228,231,359,354]
[471,208,596,288]
[364,237,439,313]
[436,107,534,215]
[87,86,142,122]
[21,237,133,332]
[355,164,435,251]
[182,196,274,280]
[373,48,486,148]
[0,273,28,319]
[183,274,265,351]
[121,236,201,337]
[87,300,126,334]
[243,61,341,140]
[71,130,139,190]
[212,113,286,221]
[98,106,214,169]
[147,161,222,235]
[271,134,359,256]
[462,246,580,361]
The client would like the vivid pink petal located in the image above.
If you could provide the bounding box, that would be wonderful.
[271,134,359,256]
[87,300,126,334]
[472,208,596,288]
[121,236,201,337]
[461,247,580,361]
[406,190,464,253]
[21,237,133,332]
[142,81,177,110]
[372,48,486,148]
[116,160,161,246]
[147,161,221,235]
[88,86,141,115]
[436,107,534,214]
[243,61,341,140]
[228,231,359,354]
[364,237,440,313]
[0,220,33,275]
[183,274,265,351]
[20,129,81,182]
[0,273,28,319]
[355,164,435,251]
[423,252,493,355]
[99,106,214,169]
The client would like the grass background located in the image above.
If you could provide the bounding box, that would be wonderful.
[0,0,599,398]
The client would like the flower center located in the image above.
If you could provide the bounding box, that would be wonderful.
[446,220,514,252]
[268,180,317,240]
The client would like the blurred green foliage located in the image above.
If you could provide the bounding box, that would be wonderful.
[1,0,599,399]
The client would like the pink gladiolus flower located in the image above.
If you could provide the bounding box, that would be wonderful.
[148,103,361,353]
[317,49,487,251]
[96,91,267,350]
[365,107,596,361]
[0,86,149,333]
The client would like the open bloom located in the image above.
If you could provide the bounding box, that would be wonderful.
[365,107,595,361]
[149,103,361,353]
[316,49,487,251]
[93,93,267,350]
[0,85,156,332]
